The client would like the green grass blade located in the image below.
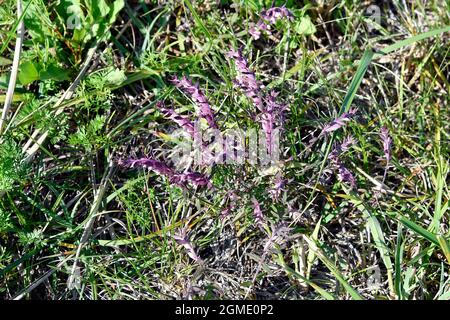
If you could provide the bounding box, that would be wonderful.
[349,195,395,296]
[0,248,40,279]
[393,213,440,246]
[394,224,405,299]
[436,235,450,265]
[303,236,363,300]
[282,263,335,300]
[306,216,322,280]
[376,26,450,56]
[338,49,374,114]
[183,0,212,40]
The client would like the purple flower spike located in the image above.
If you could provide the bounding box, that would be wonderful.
[337,163,357,190]
[171,172,212,189]
[172,76,218,130]
[250,6,293,40]
[264,223,292,252]
[328,138,357,190]
[261,6,294,24]
[173,231,201,262]
[119,158,175,177]
[226,49,264,111]
[156,102,195,137]
[260,90,287,154]
[380,126,392,182]
[220,207,230,220]
[380,126,392,164]
[119,157,212,189]
[249,26,261,40]
[330,135,355,158]
[249,21,269,40]
[181,172,212,188]
[252,198,265,228]
[269,174,285,201]
[321,108,357,135]
[260,111,275,154]
[340,135,355,152]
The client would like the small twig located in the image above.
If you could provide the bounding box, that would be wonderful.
[0,0,25,136]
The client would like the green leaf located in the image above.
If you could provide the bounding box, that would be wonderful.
[438,290,450,300]
[61,0,124,45]
[295,16,316,35]
[0,57,12,66]
[19,61,70,85]
[0,139,28,192]
[22,0,52,43]
[66,1,85,19]
[306,217,322,279]
[68,115,108,152]
[97,221,184,247]
[39,64,70,82]
[108,0,125,24]
[338,49,374,114]
[183,0,212,40]
[103,68,126,86]
[72,28,88,43]
[18,61,40,85]
[86,0,110,19]
[394,224,406,299]
[280,259,335,300]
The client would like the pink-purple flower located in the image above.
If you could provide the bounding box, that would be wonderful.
[119,157,212,189]
[308,109,358,147]
[173,231,201,262]
[260,6,294,25]
[263,223,292,252]
[172,76,218,130]
[252,198,265,228]
[380,126,392,164]
[249,6,294,40]
[341,135,356,152]
[336,164,357,189]
[269,173,285,201]
[178,172,213,188]
[321,108,358,135]
[226,49,264,111]
[249,21,268,40]
[227,49,288,155]
[156,102,195,137]
[260,90,286,154]
[118,158,175,176]
[328,137,357,189]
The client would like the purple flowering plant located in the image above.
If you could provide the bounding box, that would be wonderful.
[3,0,444,302]
[112,5,406,299]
